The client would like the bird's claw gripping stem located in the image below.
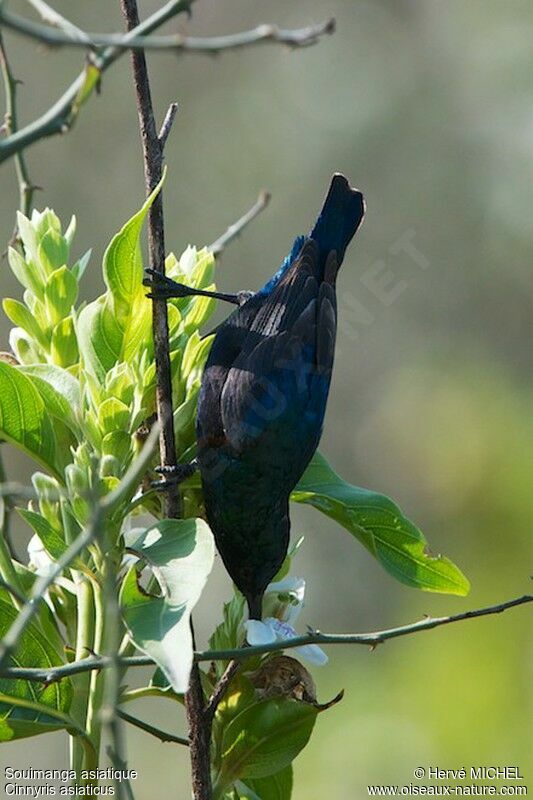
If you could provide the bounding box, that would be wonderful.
[150,461,198,491]
[143,268,195,300]
[143,268,252,306]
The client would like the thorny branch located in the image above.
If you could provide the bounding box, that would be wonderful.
[1,593,531,683]
[0,426,159,672]
[0,31,38,218]
[0,0,194,164]
[120,1,210,796]
[208,191,271,257]
[0,9,335,54]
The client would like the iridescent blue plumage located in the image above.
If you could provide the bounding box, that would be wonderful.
[196,174,365,619]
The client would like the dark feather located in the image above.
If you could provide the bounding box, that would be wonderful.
[196,174,365,618]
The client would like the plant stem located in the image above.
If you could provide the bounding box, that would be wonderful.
[120,0,179,521]
[0,0,193,164]
[69,576,95,775]
[84,565,106,767]
[0,31,36,216]
[208,191,271,257]
[0,10,336,54]
[120,2,211,795]
[0,510,100,670]
[2,592,532,684]
[118,709,189,746]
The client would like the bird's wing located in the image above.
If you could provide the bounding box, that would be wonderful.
[219,240,338,453]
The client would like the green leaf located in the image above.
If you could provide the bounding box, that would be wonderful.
[19,365,80,436]
[2,298,49,349]
[71,249,91,281]
[77,296,123,381]
[238,768,293,800]
[38,229,69,274]
[293,451,470,596]
[7,246,43,297]
[44,266,78,323]
[19,364,80,413]
[102,431,132,463]
[17,509,71,564]
[102,177,164,358]
[71,62,101,118]
[51,316,79,367]
[77,180,165,381]
[0,591,73,741]
[16,212,43,277]
[97,397,130,435]
[209,591,246,677]
[0,362,64,478]
[218,699,317,787]
[120,517,214,693]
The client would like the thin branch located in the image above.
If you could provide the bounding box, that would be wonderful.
[2,593,531,684]
[120,2,210,797]
[120,0,178,520]
[0,31,37,216]
[104,745,135,800]
[0,449,22,595]
[0,0,193,165]
[158,101,178,149]
[0,427,159,672]
[0,654,154,683]
[208,190,271,257]
[118,709,189,746]
[25,0,91,44]
[0,510,99,670]
[0,11,336,54]
[197,593,533,660]
[204,660,240,724]
[0,576,26,605]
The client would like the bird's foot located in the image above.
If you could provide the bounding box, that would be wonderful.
[151,460,198,490]
[144,268,252,306]
[143,269,196,300]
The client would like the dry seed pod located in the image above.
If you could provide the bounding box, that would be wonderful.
[248,655,344,710]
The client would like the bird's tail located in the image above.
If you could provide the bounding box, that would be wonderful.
[310,173,365,265]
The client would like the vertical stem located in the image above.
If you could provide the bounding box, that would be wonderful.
[186,623,213,798]
[0,450,24,604]
[119,3,212,797]
[69,576,95,774]
[85,568,106,763]
[0,31,36,217]
[120,0,179,521]
[100,543,134,800]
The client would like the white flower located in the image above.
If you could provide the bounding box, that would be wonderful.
[245,576,328,666]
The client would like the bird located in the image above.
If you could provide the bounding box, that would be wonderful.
[145,174,365,619]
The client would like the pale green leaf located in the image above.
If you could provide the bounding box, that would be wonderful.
[120,517,214,693]
[7,246,43,297]
[0,362,64,478]
[19,365,80,436]
[44,266,78,323]
[38,229,69,274]
[17,509,71,564]
[50,316,79,368]
[2,299,49,349]
[76,296,123,381]
[19,364,80,412]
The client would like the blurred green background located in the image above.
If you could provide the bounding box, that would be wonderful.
[0,0,532,797]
